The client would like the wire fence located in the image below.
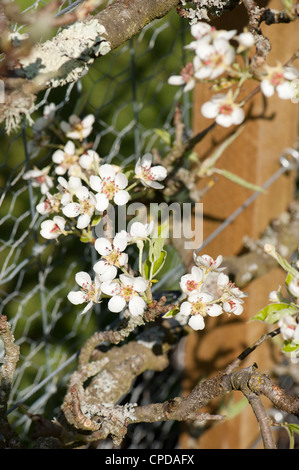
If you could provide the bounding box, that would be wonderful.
[0,2,192,448]
[0,1,298,449]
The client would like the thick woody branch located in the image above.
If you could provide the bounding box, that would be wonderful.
[0,315,23,448]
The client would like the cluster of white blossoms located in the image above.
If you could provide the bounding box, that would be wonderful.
[178,253,247,330]
[23,111,168,241]
[67,221,154,316]
[168,21,299,128]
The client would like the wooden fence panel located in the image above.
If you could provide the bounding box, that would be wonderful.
[181,2,299,449]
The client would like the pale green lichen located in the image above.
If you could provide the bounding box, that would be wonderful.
[20,19,111,88]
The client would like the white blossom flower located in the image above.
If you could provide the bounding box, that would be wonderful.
[89,164,130,211]
[222,298,244,316]
[79,149,101,171]
[23,166,53,194]
[217,272,247,300]
[36,192,61,215]
[187,22,236,49]
[40,216,66,239]
[62,186,96,229]
[193,38,235,80]
[236,32,255,52]
[269,290,280,302]
[278,315,299,342]
[67,271,102,315]
[168,63,196,92]
[94,233,128,281]
[288,276,299,298]
[179,292,223,330]
[102,274,148,317]
[135,153,167,189]
[60,114,95,141]
[180,266,204,296]
[193,253,224,272]
[127,221,154,243]
[52,141,78,175]
[201,91,245,128]
[260,64,299,100]
[57,175,83,206]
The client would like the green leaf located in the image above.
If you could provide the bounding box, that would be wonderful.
[152,249,167,277]
[154,128,172,146]
[163,306,180,318]
[198,125,244,176]
[150,221,168,262]
[215,168,265,193]
[251,303,297,324]
[282,341,299,353]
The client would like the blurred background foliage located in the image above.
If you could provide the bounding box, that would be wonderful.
[0,2,192,447]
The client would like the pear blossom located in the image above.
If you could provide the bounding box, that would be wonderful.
[180,266,204,296]
[193,38,235,80]
[57,175,83,206]
[79,149,101,171]
[222,298,244,316]
[179,292,223,331]
[23,166,53,194]
[127,221,154,243]
[217,272,247,300]
[36,192,61,215]
[288,276,299,298]
[168,62,196,92]
[187,22,237,49]
[62,186,96,229]
[193,253,224,272]
[135,153,167,189]
[40,216,66,239]
[52,141,78,175]
[101,274,148,316]
[94,233,128,281]
[201,91,245,128]
[60,114,95,141]
[89,164,130,211]
[67,271,102,315]
[260,64,299,100]
[278,315,299,342]
[236,32,255,52]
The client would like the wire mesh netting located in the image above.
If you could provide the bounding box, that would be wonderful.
[0,2,192,448]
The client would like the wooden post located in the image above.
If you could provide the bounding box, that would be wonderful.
[181,2,299,449]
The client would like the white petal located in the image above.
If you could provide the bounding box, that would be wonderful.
[201,101,219,119]
[67,291,86,305]
[76,186,90,201]
[180,301,192,317]
[64,140,76,154]
[82,114,95,127]
[207,304,223,317]
[114,190,130,206]
[150,166,167,181]
[95,193,109,212]
[99,164,116,181]
[99,265,117,281]
[89,174,102,191]
[75,271,92,287]
[115,172,128,189]
[95,237,112,255]
[129,296,146,316]
[113,233,127,252]
[168,75,185,86]
[62,202,80,218]
[52,149,65,164]
[77,213,91,229]
[260,80,274,97]
[141,153,152,169]
[133,277,148,293]
[108,295,126,313]
[101,280,120,296]
[188,314,205,330]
